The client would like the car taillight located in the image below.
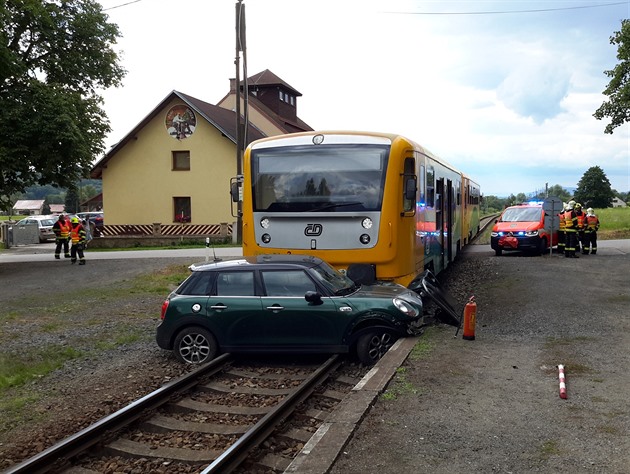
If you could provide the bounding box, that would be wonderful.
[160,300,169,320]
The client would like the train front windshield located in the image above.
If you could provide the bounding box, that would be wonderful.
[251,144,390,212]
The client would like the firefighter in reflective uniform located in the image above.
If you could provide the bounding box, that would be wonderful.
[563,201,579,258]
[583,208,600,254]
[556,203,566,254]
[70,216,87,265]
[52,214,71,259]
[574,203,586,254]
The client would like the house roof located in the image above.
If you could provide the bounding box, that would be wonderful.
[13,200,44,211]
[217,69,312,134]
[49,204,66,214]
[246,69,302,96]
[91,91,266,179]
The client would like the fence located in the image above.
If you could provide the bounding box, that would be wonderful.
[1,221,236,249]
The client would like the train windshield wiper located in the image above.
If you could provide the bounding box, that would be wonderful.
[307,202,363,212]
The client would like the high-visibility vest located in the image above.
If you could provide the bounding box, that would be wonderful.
[586,215,599,232]
[558,213,566,231]
[59,221,71,239]
[563,210,577,231]
[575,211,586,230]
[71,225,86,243]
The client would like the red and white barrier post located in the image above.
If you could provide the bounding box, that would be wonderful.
[558,364,567,399]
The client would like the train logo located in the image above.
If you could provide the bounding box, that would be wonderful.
[304,224,323,236]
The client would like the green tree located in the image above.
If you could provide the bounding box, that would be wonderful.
[535,184,572,202]
[573,166,615,208]
[594,19,630,134]
[0,0,125,213]
[65,187,80,214]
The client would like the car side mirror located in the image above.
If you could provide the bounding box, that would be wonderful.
[305,291,323,305]
[230,182,240,203]
[405,177,417,201]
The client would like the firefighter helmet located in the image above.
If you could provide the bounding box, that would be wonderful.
[587,207,594,215]
[71,217,79,224]
[575,203,582,209]
[567,200,576,209]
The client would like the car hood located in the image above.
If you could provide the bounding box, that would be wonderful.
[353,283,423,303]
[494,221,540,232]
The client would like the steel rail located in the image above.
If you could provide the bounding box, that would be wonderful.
[200,354,342,474]
[5,353,234,474]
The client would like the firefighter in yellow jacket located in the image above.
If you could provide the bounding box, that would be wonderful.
[583,208,600,254]
[556,203,567,254]
[70,217,87,265]
[52,214,71,259]
[562,201,580,258]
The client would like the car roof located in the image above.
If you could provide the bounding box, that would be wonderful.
[190,254,325,272]
[18,215,56,221]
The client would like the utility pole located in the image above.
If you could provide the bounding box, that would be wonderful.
[234,0,247,244]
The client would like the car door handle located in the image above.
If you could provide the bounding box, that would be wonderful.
[266,305,285,311]
[210,304,228,310]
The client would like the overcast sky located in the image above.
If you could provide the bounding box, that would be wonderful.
[99,0,629,197]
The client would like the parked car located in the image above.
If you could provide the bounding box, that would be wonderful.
[76,211,104,236]
[16,215,57,242]
[490,202,557,256]
[156,255,425,365]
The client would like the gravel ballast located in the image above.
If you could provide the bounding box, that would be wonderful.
[1,243,629,472]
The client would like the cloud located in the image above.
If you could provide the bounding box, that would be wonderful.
[496,59,570,123]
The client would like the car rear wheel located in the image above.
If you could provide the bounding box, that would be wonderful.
[173,327,218,364]
[356,330,397,365]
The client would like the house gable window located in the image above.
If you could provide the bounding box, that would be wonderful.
[174,196,191,222]
[172,151,190,171]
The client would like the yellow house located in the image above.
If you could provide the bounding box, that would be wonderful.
[91,70,312,238]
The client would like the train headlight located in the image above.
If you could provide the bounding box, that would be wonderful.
[361,218,373,229]
[260,218,270,229]
[262,233,271,243]
[360,234,370,245]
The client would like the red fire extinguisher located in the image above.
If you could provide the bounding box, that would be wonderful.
[462,296,476,340]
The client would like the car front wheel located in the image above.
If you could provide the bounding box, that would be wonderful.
[173,327,218,364]
[356,330,397,365]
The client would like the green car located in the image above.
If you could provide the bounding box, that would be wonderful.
[156,255,425,365]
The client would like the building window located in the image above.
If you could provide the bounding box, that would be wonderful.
[172,151,190,171]
[174,197,191,222]
[290,96,295,106]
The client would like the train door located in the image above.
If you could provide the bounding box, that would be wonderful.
[446,179,453,264]
[436,178,444,272]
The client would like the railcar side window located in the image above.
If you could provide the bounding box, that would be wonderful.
[419,164,426,205]
[403,157,415,212]
[426,166,435,207]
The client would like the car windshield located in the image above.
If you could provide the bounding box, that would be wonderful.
[308,260,358,295]
[40,219,55,226]
[500,207,541,222]
[251,144,389,212]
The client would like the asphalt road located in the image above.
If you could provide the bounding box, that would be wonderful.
[0,242,244,263]
[2,240,629,263]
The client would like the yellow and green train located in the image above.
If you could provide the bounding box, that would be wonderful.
[238,131,480,287]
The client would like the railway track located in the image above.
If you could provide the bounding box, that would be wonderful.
[5,354,370,474]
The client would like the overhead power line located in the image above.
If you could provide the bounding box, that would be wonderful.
[102,0,142,11]
[387,1,628,15]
